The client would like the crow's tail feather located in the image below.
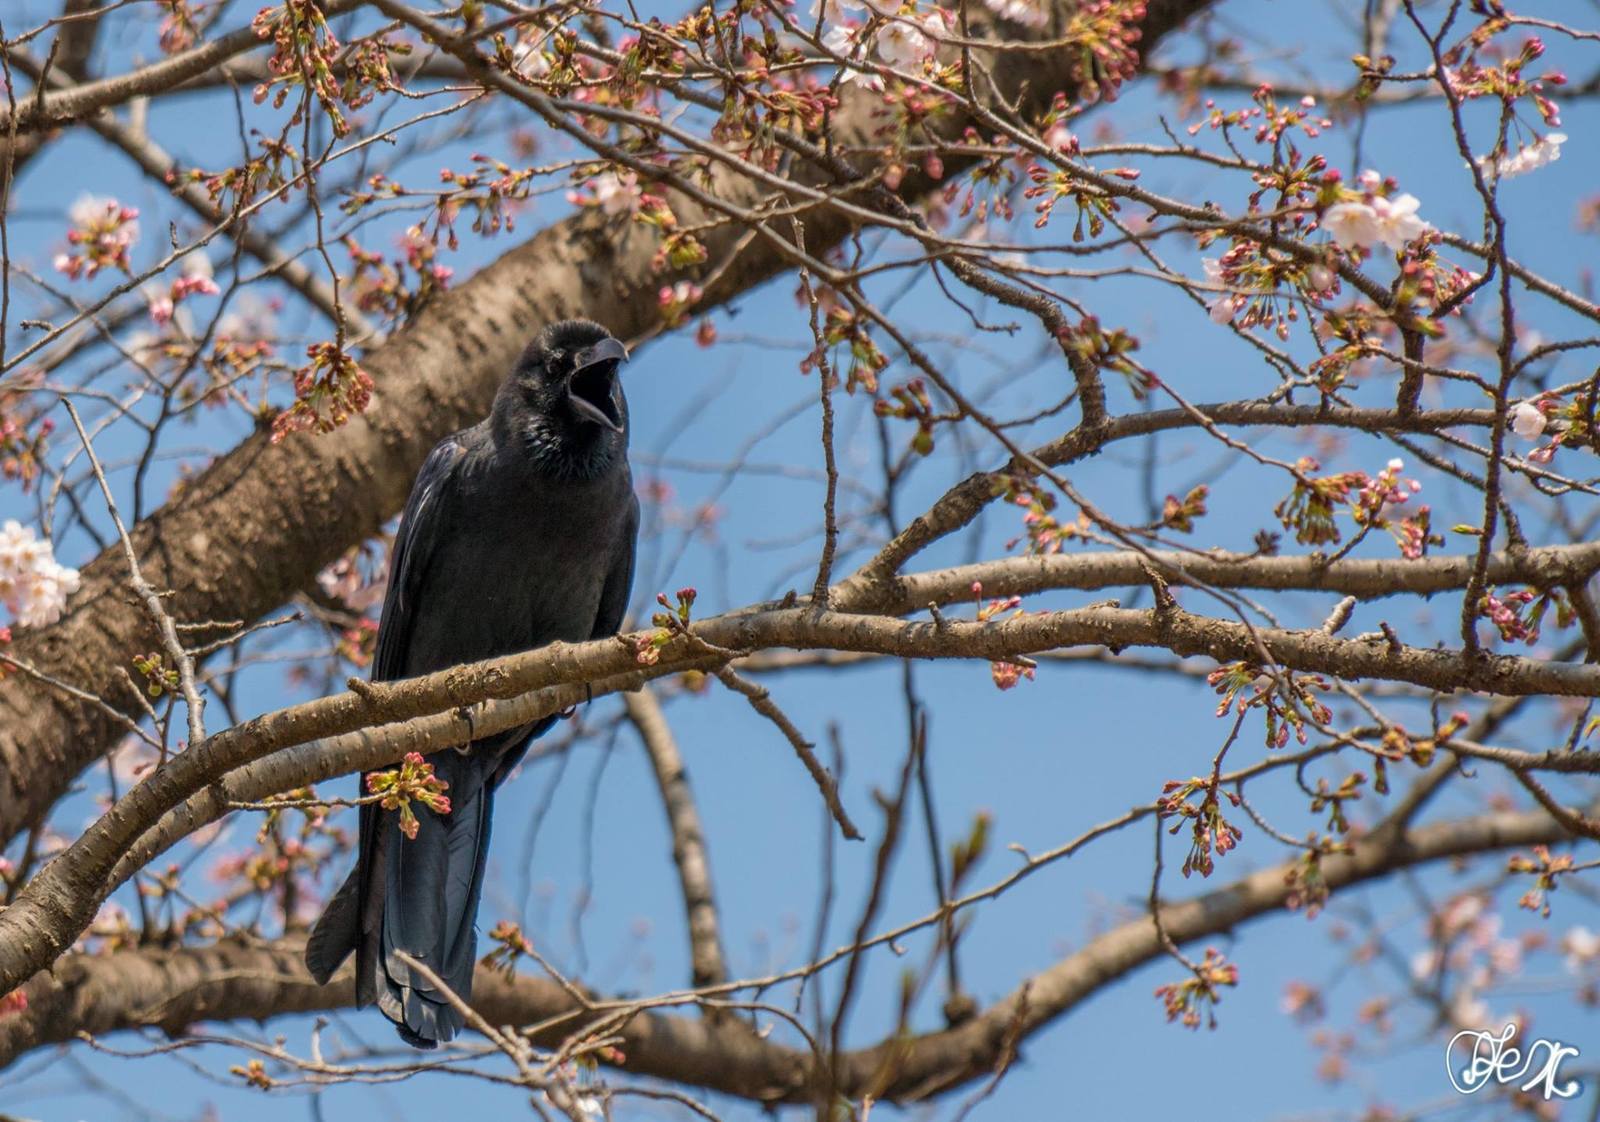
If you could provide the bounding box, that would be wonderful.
[304,866,361,984]
[371,749,496,1047]
[305,727,539,1048]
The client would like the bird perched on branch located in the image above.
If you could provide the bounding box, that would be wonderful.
[305,319,639,1047]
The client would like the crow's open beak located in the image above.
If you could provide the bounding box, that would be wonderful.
[566,337,629,432]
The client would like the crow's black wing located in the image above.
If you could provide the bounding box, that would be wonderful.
[357,435,467,942]
[372,437,468,684]
[304,436,465,987]
[591,491,640,641]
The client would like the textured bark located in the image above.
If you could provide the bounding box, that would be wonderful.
[0,805,1570,1100]
[0,0,1213,846]
[624,686,728,989]
[861,540,1600,615]
[3,590,1594,1004]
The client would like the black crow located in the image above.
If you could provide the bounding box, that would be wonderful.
[305,319,639,1047]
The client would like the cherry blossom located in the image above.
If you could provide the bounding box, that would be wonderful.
[144,285,176,327]
[1477,132,1567,180]
[54,194,140,280]
[822,22,866,79]
[145,254,221,326]
[1204,259,1240,323]
[175,253,220,297]
[0,520,81,628]
[1370,193,1429,249]
[1321,201,1384,251]
[875,17,933,70]
[1562,926,1600,972]
[1043,120,1077,152]
[569,170,642,215]
[658,280,703,325]
[511,37,551,79]
[1321,192,1430,252]
[1510,400,1548,440]
[982,0,1050,28]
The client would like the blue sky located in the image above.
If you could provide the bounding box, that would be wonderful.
[2,1,1599,1119]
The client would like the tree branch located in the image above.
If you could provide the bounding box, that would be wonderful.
[0,804,1574,1102]
[1,595,1594,999]
[623,685,729,990]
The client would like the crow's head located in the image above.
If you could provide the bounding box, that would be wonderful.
[495,319,631,476]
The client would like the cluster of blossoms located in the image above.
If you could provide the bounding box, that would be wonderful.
[1208,660,1333,749]
[1477,131,1567,180]
[1508,845,1580,919]
[874,378,938,455]
[1500,391,1600,465]
[969,581,1035,690]
[366,753,452,840]
[1154,947,1238,1030]
[1320,171,1431,254]
[0,405,51,491]
[430,157,541,242]
[54,194,140,280]
[1476,584,1570,646]
[1187,86,1331,144]
[1276,457,1438,560]
[251,0,403,137]
[1159,774,1242,878]
[157,0,206,53]
[819,5,947,84]
[658,280,703,327]
[0,520,80,629]
[270,342,375,443]
[567,169,643,215]
[996,474,1088,555]
[483,919,539,974]
[343,228,454,326]
[1203,246,1336,336]
[146,254,221,326]
[1409,892,1535,1028]
[633,587,698,666]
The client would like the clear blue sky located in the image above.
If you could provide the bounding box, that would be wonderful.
[2,1,1598,1119]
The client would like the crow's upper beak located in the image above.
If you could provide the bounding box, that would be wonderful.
[566,337,629,431]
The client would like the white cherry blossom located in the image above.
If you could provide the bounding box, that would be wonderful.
[1478,132,1567,180]
[1321,201,1383,250]
[982,0,1049,27]
[1371,192,1429,249]
[1510,401,1547,440]
[0,520,80,629]
[875,17,931,69]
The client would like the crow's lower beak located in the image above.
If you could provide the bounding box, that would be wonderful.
[567,337,628,431]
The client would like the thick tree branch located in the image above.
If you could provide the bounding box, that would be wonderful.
[2,596,1594,1001]
[0,804,1573,1101]
[623,686,729,990]
[854,540,1600,616]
